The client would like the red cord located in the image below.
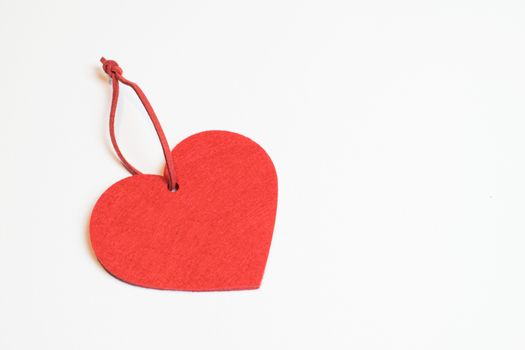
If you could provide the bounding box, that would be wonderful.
[100,57,177,191]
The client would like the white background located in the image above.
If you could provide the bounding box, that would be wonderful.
[1,0,525,348]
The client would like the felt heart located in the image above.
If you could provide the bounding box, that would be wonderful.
[90,130,278,291]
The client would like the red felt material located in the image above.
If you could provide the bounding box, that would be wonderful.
[91,58,278,291]
[90,130,278,291]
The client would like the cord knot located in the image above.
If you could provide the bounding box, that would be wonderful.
[100,57,123,77]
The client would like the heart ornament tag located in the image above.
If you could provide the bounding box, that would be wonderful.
[90,58,278,291]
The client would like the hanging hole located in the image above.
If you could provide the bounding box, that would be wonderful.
[169,183,180,193]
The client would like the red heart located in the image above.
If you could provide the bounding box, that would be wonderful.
[90,131,278,291]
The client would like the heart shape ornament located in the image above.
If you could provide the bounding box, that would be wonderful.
[90,59,278,291]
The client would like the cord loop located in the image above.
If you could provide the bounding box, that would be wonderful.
[99,57,177,191]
